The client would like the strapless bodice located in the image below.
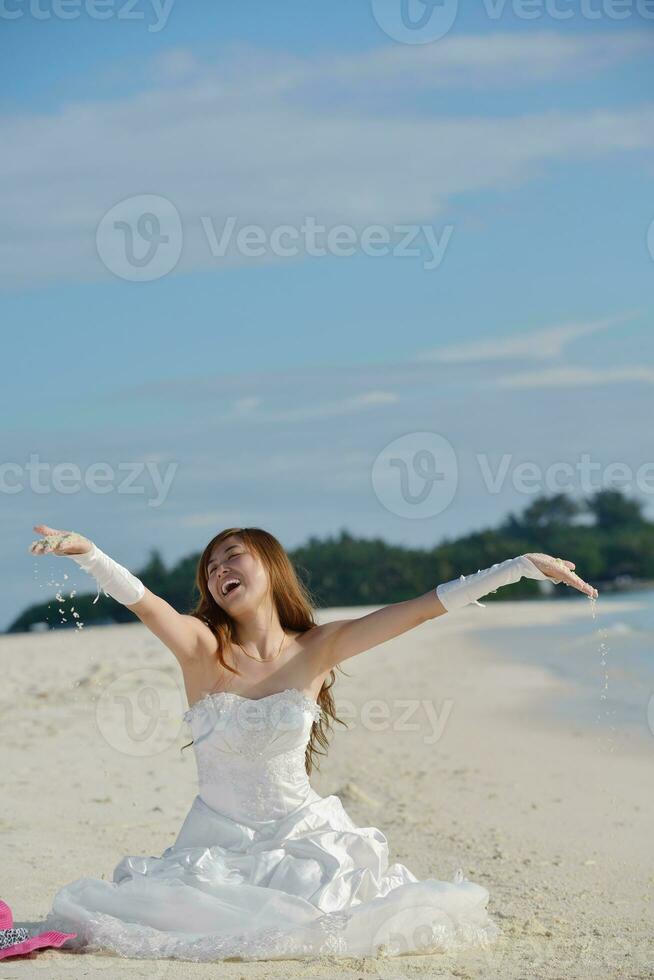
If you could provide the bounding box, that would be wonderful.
[182,688,323,822]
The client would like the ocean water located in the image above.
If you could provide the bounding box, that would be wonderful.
[470,590,654,740]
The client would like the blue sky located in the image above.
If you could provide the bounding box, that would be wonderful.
[2,1,653,629]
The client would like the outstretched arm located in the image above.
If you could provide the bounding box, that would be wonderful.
[315,552,598,670]
[29,524,212,664]
[315,589,445,670]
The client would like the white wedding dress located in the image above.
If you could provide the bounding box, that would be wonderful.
[42,687,500,961]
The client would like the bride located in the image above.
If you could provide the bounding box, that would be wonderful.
[30,522,597,962]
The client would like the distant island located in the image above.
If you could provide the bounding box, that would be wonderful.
[10,489,654,633]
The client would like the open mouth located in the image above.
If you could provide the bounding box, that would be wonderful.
[221,578,242,598]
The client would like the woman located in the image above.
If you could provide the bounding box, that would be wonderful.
[31,522,597,962]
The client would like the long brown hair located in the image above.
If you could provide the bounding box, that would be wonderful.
[180,527,348,776]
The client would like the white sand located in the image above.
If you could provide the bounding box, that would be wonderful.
[1,598,651,979]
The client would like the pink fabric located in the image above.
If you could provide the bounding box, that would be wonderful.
[0,900,76,960]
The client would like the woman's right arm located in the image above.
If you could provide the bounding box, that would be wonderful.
[125,588,215,663]
[30,524,214,665]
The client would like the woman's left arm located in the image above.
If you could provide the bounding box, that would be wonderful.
[315,552,598,669]
[314,590,445,670]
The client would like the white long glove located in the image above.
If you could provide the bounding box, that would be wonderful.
[435,555,561,612]
[70,543,145,607]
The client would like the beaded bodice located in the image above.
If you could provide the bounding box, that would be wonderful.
[182,688,323,822]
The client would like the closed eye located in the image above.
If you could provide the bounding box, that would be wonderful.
[207,549,242,576]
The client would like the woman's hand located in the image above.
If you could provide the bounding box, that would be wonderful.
[524,553,598,599]
[29,524,93,557]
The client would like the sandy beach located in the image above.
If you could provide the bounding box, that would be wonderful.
[1,597,651,979]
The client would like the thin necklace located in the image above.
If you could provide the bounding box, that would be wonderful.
[234,630,287,663]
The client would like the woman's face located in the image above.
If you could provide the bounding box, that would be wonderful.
[206,535,270,612]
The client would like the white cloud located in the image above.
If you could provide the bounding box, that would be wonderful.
[354,390,398,406]
[310,30,654,90]
[108,383,398,433]
[148,32,654,95]
[1,35,653,289]
[150,48,200,83]
[494,365,654,389]
[180,447,372,485]
[418,312,635,363]
[239,390,399,423]
[231,397,262,416]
